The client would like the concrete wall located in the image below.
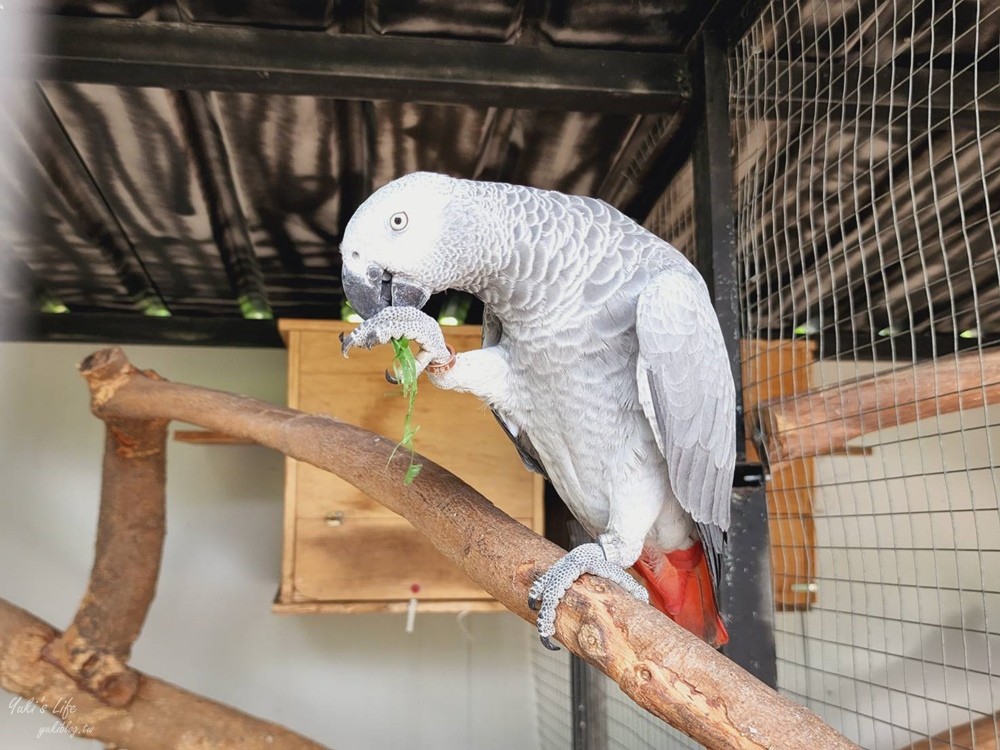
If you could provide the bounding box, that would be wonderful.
[0,342,539,750]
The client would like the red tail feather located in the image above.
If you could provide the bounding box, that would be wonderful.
[632,541,729,647]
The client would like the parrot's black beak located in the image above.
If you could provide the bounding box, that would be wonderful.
[342,262,431,319]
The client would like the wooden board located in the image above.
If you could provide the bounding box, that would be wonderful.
[742,339,818,610]
[272,599,508,614]
[292,516,534,602]
[276,319,544,611]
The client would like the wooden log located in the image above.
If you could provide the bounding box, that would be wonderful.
[43,412,169,706]
[757,349,1000,464]
[72,346,859,750]
[0,598,331,750]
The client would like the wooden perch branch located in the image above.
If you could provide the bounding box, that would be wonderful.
[757,350,1000,464]
[0,597,331,749]
[42,411,168,707]
[14,345,851,750]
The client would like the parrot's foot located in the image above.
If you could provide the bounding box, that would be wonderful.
[340,306,450,376]
[528,542,650,650]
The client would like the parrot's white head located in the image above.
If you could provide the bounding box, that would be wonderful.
[340,171,479,319]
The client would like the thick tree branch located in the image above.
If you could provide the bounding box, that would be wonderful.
[62,346,857,750]
[43,413,167,706]
[0,598,331,749]
[757,350,1000,464]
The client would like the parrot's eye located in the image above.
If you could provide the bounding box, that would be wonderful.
[389,212,409,231]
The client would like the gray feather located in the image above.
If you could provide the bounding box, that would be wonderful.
[636,269,737,571]
[483,307,549,479]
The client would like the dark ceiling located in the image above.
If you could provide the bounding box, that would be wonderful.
[1,1,994,359]
[0,0,758,346]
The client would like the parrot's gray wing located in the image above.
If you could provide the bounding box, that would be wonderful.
[635,269,736,586]
[483,307,549,479]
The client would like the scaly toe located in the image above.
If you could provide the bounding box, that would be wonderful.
[528,543,651,649]
[527,579,546,611]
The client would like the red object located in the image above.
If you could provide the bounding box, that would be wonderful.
[410,583,421,594]
[426,344,457,374]
[632,540,729,647]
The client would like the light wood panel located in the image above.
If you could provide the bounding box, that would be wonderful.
[276,319,544,612]
[293,517,534,602]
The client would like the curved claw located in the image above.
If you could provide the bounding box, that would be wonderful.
[540,636,561,651]
[385,368,398,385]
[339,331,351,358]
[529,542,651,650]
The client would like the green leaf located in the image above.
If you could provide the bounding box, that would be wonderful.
[389,337,422,485]
[403,463,423,485]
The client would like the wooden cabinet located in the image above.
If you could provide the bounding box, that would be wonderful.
[274,319,545,613]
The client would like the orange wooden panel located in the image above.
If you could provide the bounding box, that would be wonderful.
[741,339,818,610]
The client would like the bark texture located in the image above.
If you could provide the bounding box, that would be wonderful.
[757,350,1000,464]
[26,345,854,750]
[42,414,167,706]
[0,598,330,749]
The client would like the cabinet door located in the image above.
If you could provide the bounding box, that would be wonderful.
[280,321,543,608]
[294,517,492,602]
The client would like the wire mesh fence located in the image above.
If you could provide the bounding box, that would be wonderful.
[533,636,575,748]
[533,1,998,748]
[733,0,1000,748]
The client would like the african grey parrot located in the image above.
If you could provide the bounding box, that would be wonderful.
[340,172,735,649]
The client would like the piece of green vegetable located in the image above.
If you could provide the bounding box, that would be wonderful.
[389,337,422,485]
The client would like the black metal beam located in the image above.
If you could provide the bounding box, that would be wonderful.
[26,17,692,115]
[0,310,284,348]
[615,54,997,221]
[692,32,778,687]
[600,0,770,214]
[685,0,773,52]
[769,327,994,361]
[719,481,777,689]
[691,30,745,455]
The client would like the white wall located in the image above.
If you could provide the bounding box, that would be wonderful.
[772,359,1000,749]
[0,342,540,750]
